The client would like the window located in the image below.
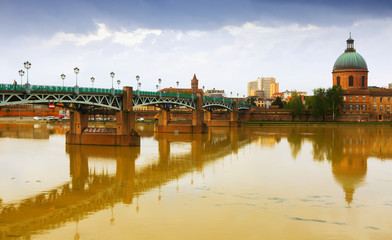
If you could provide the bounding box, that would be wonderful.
[349,105,353,110]
[374,105,377,111]
[362,105,367,110]
[350,96,352,102]
[388,97,390,102]
[356,96,359,101]
[337,76,341,86]
[387,105,390,112]
[343,105,347,110]
[355,105,360,110]
[380,105,383,112]
[349,76,354,86]
[380,97,383,103]
[343,96,346,101]
[362,76,365,87]
[362,96,366,101]
[373,97,376,103]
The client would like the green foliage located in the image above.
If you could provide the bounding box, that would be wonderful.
[272,97,284,108]
[311,88,327,121]
[309,86,344,122]
[246,97,256,106]
[326,85,344,121]
[286,92,305,121]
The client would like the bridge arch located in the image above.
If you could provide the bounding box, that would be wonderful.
[0,92,123,110]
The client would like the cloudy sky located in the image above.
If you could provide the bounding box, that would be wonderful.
[1,0,392,96]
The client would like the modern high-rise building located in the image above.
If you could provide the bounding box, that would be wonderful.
[247,77,279,98]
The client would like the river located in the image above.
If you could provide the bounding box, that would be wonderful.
[1,123,392,239]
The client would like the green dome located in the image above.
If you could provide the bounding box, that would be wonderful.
[333,52,368,70]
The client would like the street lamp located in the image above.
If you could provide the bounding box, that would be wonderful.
[176,81,179,97]
[156,84,159,92]
[74,67,79,86]
[138,82,141,96]
[23,61,31,84]
[110,72,115,89]
[90,77,95,88]
[136,75,140,91]
[61,74,66,87]
[18,70,24,85]
[117,79,121,90]
[158,78,162,90]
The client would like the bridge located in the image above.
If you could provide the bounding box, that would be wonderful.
[0,82,250,146]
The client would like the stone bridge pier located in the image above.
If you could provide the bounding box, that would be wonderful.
[204,99,241,127]
[155,93,207,133]
[66,86,140,146]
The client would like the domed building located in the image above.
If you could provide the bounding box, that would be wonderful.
[333,35,392,122]
[332,35,369,90]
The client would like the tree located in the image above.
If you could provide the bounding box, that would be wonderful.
[326,85,344,121]
[311,88,327,121]
[246,97,256,106]
[286,92,305,121]
[272,97,284,108]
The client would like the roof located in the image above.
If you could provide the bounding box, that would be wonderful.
[343,89,392,96]
[333,36,368,71]
[333,52,368,70]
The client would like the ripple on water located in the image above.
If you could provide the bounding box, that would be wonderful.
[289,217,346,226]
[267,197,287,203]
[365,226,380,231]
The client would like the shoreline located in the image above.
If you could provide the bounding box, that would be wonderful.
[242,121,392,126]
[0,117,390,126]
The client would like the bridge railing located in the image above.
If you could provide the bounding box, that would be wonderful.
[0,84,124,94]
[133,91,194,99]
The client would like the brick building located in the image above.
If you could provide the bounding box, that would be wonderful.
[333,35,392,121]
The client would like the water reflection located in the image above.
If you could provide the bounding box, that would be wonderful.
[0,123,68,139]
[0,126,250,238]
[251,125,392,204]
[1,124,392,239]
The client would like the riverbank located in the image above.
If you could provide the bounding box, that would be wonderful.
[243,121,392,126]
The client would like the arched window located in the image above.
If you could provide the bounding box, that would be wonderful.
[337,76,341,86]
[362,76,365,87]
[349,76,354,86]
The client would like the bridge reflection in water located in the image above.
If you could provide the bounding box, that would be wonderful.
[0,126,250,238]
[1,124,392,239]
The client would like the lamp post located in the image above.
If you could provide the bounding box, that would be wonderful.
[136,75,140,91]
[90,77,95,88]
[176,81,179,98]
[18,70,25,85]
[110,72,115,89]
[202,86,205,100]
[23,61,31,84]
[156,84,159,94]
[61,74,66,87]
[158,78,162,90]
[73,67,79,86]
[117,79,121,90]
[138,82,141,96]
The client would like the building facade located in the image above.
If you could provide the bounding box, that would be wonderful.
[247,77,279,98]
[334,36,392,121]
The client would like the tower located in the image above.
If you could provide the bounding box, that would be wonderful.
[332,34,369,90]
[191,74,199,91]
